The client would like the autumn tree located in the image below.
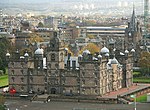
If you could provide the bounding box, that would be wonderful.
[28,33,44,43]
[64,45,74,56]
[38,22,44,27]
[139,51,150,76]
[87,34,95,39]
[79,43,100,55]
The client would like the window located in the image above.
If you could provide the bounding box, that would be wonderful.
[12,77,15,82]
[30,77,33,82]
[29,71,32,75]
[21,77,24,83]
[94,72,98,78]
[82,89,85,94]
[21,86,24,91]
[62,77,66,85]
[51,53,55,61]
[95,80,98,86]
[11,70,14,75]
[63,88,66,93]
[77,78,80,84]
[21,70,24,74]
[82,72,85,77]
[44,77,47,83]
[55,63,59,68]
[82,79,85,86]
[48,63,51,69]
[60,53,63,62]
[11,62,14,67]
[21,62,24,68]
[95,89,98,94]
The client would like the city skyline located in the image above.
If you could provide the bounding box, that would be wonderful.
[0,0,145,16]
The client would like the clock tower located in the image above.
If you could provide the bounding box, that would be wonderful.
[46,31,65,94]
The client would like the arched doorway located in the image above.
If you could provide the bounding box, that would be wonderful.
[51,88,56,94]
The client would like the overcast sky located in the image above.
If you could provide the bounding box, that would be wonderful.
[0,0,137,3]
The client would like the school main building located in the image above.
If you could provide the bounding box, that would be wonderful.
[6,31,135,97]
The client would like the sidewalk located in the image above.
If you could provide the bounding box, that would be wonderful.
[102,83,150,98]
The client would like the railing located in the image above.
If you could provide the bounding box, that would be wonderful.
[72,108,127,110]
[30,94,37,102]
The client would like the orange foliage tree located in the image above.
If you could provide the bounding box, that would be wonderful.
[28,33,44,43]
[79,43,100,55]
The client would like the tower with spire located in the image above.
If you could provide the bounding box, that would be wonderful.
[125,5,142,49]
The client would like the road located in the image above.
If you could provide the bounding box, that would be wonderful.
[4,99,150,110]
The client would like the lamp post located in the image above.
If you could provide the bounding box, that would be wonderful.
[131,94,136,110]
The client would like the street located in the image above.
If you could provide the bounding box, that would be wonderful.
[4,99,150,110]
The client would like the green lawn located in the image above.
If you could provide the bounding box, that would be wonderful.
[133,78,150,83]
[133,72,141,75]
[0,105,5,110]
[136,94,147,102]
[0,75,8,87]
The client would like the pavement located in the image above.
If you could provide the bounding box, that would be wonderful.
[4,99,150,110]
[102,83,150,98]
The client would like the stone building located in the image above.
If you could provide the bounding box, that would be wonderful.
[6,31,134,97]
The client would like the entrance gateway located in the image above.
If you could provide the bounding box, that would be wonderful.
[51,88,56,94]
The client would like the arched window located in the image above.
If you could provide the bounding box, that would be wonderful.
[51,53,55,61]
[60,53,63,62]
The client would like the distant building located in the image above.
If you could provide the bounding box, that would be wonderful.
[0,9,3,26]
[44,17,58,30]
[79,8,142,51]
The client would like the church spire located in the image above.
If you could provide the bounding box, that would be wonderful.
[130,3,136,32]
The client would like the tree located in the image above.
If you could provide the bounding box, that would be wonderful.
[139,51,150,76]
[28,33,44,43]
[79,43,100,55]
[87,34,95,39]
[0,37,11,74]
[38,22,44,27]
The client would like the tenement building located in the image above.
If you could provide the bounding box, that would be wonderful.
[6,32,134,96]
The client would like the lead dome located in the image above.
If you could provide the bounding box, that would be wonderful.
[100,47,109,54]
[34,48,44,55]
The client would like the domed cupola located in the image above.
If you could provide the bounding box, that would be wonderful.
[82,49,91,61]
[35,48,44,55]
[78,54,83,61]
[100,47,109,54]
[34,48,44,60]
[83,49,90,55]
[111,57,119,64]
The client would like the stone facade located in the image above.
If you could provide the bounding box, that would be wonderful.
[7,31,133,97]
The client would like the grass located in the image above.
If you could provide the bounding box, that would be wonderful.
[133,72,141,75]
[0,75,8,87]
[133,77,150,83]
[136,94,147,102]
[0,105,5,110]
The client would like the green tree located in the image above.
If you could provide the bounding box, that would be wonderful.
[139,52,150,76]
[0,37,11,74]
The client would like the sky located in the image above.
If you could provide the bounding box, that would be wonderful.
[0,0,138,3]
